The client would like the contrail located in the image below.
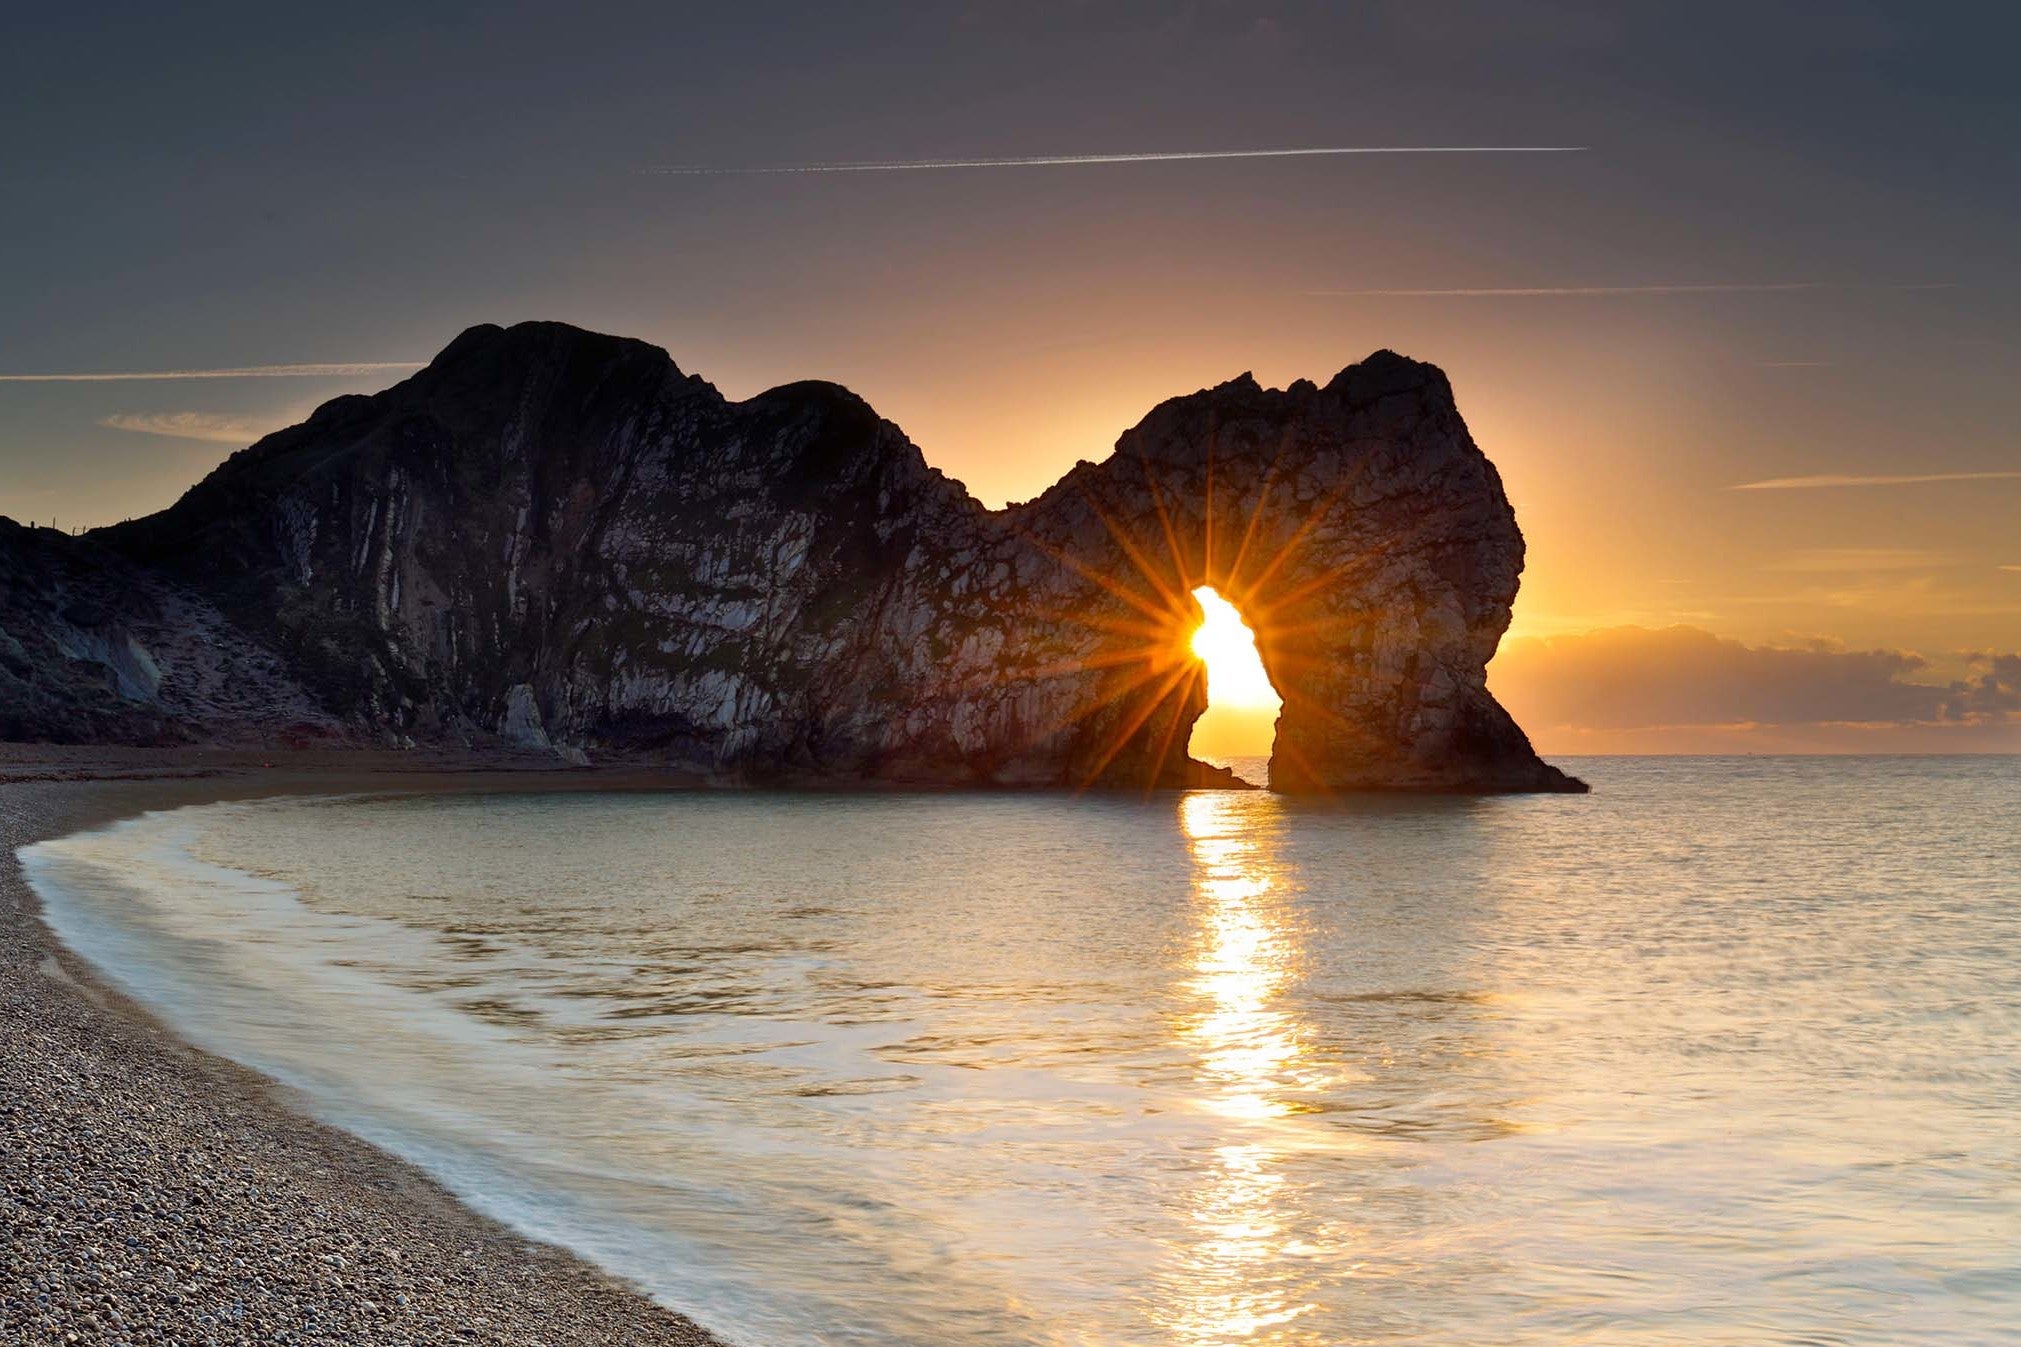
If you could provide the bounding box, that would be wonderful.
[1731,470,2021,491]
[645,145,1587,175]
[1311,282,1955,297]
[0,361,421,383]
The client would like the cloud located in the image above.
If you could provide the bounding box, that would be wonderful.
[1493,626,1947,727]
[1730,471,2021,490]
[2003,565,2021,573]
[0,361,419,383]
[1311,282,1953,297]
[100,411,283,444]
[1949,653,2021,718]
[645,145,1586,175]
[1489,626,2021,752]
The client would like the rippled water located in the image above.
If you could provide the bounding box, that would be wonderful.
[22,758,2021,1346]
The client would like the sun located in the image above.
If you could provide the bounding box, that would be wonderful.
[1189,587,1282,712]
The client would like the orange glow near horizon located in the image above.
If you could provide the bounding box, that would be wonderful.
[1189,587,1283,760]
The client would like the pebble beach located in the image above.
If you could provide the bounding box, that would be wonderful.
[1,748,722,1346]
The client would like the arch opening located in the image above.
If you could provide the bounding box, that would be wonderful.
[1185,586,1283,782]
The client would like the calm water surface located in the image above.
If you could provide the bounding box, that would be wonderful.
[22,758,2021,1346]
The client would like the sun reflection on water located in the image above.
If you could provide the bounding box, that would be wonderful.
[36,769,2021,1346]
[1164,791,1325,1345]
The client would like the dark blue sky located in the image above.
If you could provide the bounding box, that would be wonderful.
[3,2,2018,681]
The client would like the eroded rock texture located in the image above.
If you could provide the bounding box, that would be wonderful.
[0,518,336,746]
[13,321,1581,791]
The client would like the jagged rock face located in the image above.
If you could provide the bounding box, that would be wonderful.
[77,321,1579,791]
[0,519,336,746]
[0,519,175,744]
[1008,359,1578,792]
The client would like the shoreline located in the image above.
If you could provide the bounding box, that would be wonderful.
[2,746,728,1345]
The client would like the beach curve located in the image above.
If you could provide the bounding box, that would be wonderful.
[1,744,727,1346]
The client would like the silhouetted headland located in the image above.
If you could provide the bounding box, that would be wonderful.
[0,321,1583,792]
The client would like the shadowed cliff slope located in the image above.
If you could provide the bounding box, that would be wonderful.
[11,321,1582,791]
[0,518,336,746]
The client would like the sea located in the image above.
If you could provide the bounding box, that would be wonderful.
[20,757,2021,1347]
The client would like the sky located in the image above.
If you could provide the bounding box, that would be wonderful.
[2,1,2016,752]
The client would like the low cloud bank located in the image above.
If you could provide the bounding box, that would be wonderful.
[1490,626,2021,754]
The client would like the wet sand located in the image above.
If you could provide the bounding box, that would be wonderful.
[1,746,726,1346]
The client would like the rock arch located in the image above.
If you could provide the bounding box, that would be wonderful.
[96,322,1583,792]
[973,353,1580,792]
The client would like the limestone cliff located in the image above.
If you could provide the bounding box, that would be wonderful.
[12,321,1582,791]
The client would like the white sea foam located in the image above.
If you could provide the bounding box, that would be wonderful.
[23,762,2021,1346]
